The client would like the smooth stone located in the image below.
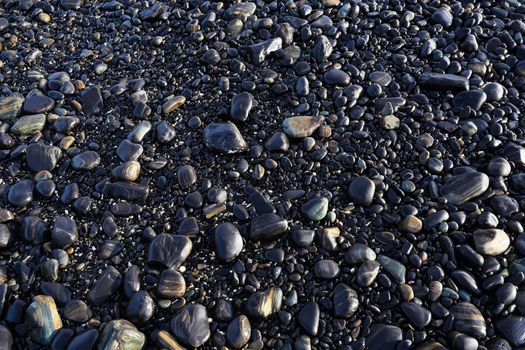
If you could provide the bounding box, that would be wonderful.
[26,143,62,172]
[314,259,340,279]
[98,320,145,350]
[440,171,489,205]
[127,291,155,324]
[178,217,200,237]
[344,243,376,264]
[87,266,122,305]
[496,316,525,347]
[298,302,320,336]
[366,324,403,350]
[357,260,380,287]
[473,229,510,256]
[171,304,211,347]
[23,92,54,114]
[11,114,46,135]
[369,71,392,86]
[156,330,186,350]
[214,222,243,262]
[301,197,328,221]
[292,229,315,247]
[231,92,253,122]
[333,283,359,318]
[379,115,400,129]
[63,300,91,322]
[451,270,480,294]
[0,95,24,120]
[123,266,141,299]
[449,332,478,350]
[148,234,192,269]
[400,302,432,329]
[432,7,453,26]
[41,282,71,306]
[128,121,152,143]
[377,255,406,283]
[348,176,375,206]
[51,216,77,249]
[66,329,98,350]
[228,2,256,17]
[162,95,185,114]
[248,37,282,65]
[61,0,83,10]
[156,120,176,143]
[79,86,103,115]
[0,325,13,349]
[204,122,247,153]
[109,181,149,200]
[419,73,469,91]
[26,295,63,345]
[483,82,505,101]
[398,215,422,233]
[177,165,197,188]
[112,161,140,182]
[157,268,186,299]
[249,214,289,241]
[265,131,289,152]
[282,116,323,138]
[313,35,332,62]
[246,287,282,318]
[450,302,486,338]
[487,157,511,177]
[453,90,487,110]
[226,315,251,349]
[490,195,519,217]
[323,69,350,86]
[117,139,143,162]
[8,180,33,207]
[71,151,100,170]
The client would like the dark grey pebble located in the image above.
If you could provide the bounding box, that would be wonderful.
[171,304,211,347]
[226,315,251,349]
[26,143,62,172]
[87,266,122,305]
[214,222,243,262]
[231,92,254,122]
[147,234,192,269]
[348,176,375,206]
[298,302,320,336]
[8,180,33,207]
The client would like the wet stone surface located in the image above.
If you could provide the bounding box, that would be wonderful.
[1,0,525,349]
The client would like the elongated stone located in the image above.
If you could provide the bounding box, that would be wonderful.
[11,114,46,135]
[98,319,145,350]
[230,92,253,122]
[87,266,122,305]
[72,151,101,170]
[377,255,405,283]
[282,116,324,138]
[26,295,63,345]
[171,304,210,347]
[419,72,469,91]
[249,214,288,241]
[214,222,243,262]
[440,171,489,205]
[298,302,320,336]
[109,181,149,200]
[226,315,251,349]
[246,287,282,318]
[248,37,282,65]
[333,283,359,318]
[157,330,187,350]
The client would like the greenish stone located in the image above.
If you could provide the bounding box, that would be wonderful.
[377,255,406,283]
[11,114,46,135]
[99,319,145,350]
[0,96,24,120]
[301,197,329,221]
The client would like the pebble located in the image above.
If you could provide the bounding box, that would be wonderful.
[301,197,329,221]
[366,324,403,350]
[171,304,211,347]
[0,95,24,120]
[249,214,288,241]
[400,302,432,329]
[98,320,145,350]
[87,266,122,305]
[127,291,155,324]
[51,216,77,249]
[333,283,359,318]
[148,234,192,269]
[226,315,251,349]
[231,92,254,122]
[157,268,186,299]
[204,122,247,153]
[8,180,33,207]
[451,302,486,338]
[440,171,489,205]
[11,114,46,135]
[473,229,510,255]
[26,143,62,173]
[246,287,282,318]
[26,295,62,345]
[214,222,243,262]
[348,176,375,206]
[23,91,54,114]
[314,259,340,279]
[282,116,324,138]
[71,151,101,170]
[453,90,487,110]
[298,302,320,336]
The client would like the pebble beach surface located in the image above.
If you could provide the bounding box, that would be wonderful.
[1,0,525,349]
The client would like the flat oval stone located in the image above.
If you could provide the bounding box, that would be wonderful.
[249,214,288,241]
[109,181,149,200]
[366,324,402,350]
[369,71,392,86]
[357,260,380,287]
[204,122,247,153]
[127,291,155,324]
[112,161,140,182]
[53,116,79,133]
[333,283,359,318]
[226,315,251,349]
[473,229,510,256]
[26,295,63,345]
[301,197,328,221]
[214,222,243,262]
[23,92,54,114]
[99,320,145,350]
[63,300,92,322]
[177,165,197,188]
[87,266,122,305]
[66,329,99,350]
[148,234,192,269]
[400,302,431,329]
[377,255,406,283]
[51,216,77,249]
[282,116,324,138]
[451,302,486,338]
[323,69,350,86]
[314,259,340,279]
[157,268,186,299]
[487,157,511,177]
[344,243,376,264]
[496,316,525,347]
[8,180,33,207]
[348,176,375,206]
[264,131,289,152]
[11,114,46,135]
[171,304,210,347]
[26,143,62,172]
[453,90,487,110]
[246,287,282,318]
[231,92,253,122]
[440,172,489,205]
[298,302,320,336]
[71,151,100,170]
[117,139,143,162]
